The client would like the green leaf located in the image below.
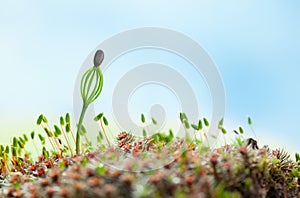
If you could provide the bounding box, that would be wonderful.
[60,116,65,126]
[42,146,48,158]
[247,116,252,125]
[44,127,52,137]
[142,129,147,137]
[103,116,109,126]
[98,131,103,140]
[244,178,252,189]
[96,165,106,175]
[221,127,227,134]
[19,137,25,144]
[30,131,35,140]
[42,115,48,124]
[191,123,199,130]
[180,112,188,123]
[94,112,103,121]
[13,137,18,147]
[291,169,299,177]
[5,145,9,154]
[97,136,102,143]
[152,117,157,125]
[65,113,70,124]
[239,126,244,134]
[183,119,190,129]
[235,137,243,147]
[12,146,17,157]
[198,120,203,130]
[81,159,89,166]
[38,134,45,145]
[179,112,184,122]
[295,153,300,162]
[17,141,24,149]
[59,161,66,170]
[54,125,62,136]
[0,145,4,154]
[37,114,43,125]
[218,117,224,129]
[65,123,70,133]
[141,113,145,123]
[169,129,174,138]
[23,134,28,142]
[54,131,58,138]
[203,117,209,127]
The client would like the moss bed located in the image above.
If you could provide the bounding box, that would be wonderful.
[0,129,299,198]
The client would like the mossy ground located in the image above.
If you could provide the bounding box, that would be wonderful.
[0,127,299,198]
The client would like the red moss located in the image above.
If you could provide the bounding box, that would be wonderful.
[88,177,101,187]
[185,175,195,186]
[12,190,23,198]
[28,165,37,171]
[122,144,132,151]
[59,188,69,198]
[40,179,49,187]
[36,167,45,177]
[103,184,116,195]
[120,174,134,184]
[46,187,55,197]
[210,154,218,165]
[117,131,128,140]
[44,160,52,168]
[239,146,248,155]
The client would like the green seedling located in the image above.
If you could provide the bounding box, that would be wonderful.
[140,113,148,137]
[76,49,104,154]
[191,123,199,140]
[37,114,56,150]
[203,117,209,127]
[30,131,39,156]
[94,112,110,147]
[247,116,257,139]
[239,126,244,134]
[218,117,227,145]
[180,112,190,139]
[151,118,157,125]
[64,113,76,144]
[141,113,145,123]
[59,116,73,156]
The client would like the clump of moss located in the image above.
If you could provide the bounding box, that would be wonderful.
[0,115,299,198]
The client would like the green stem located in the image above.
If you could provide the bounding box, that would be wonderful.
[76,103,88,154]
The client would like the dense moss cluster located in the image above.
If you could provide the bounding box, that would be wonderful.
[0,126,299,197]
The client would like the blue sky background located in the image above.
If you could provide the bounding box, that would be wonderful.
[0,1,299,154]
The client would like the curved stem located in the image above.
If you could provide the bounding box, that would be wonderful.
[76,103,88,154]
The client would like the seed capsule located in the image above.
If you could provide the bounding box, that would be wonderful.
[93,49,104,67]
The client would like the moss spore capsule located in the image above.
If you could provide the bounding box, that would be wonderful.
[93,49,104,67]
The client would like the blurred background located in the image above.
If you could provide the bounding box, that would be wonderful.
[0,1,299,154]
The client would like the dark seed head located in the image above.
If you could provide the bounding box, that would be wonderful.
[247,138,259,150]
[94,49,104,67]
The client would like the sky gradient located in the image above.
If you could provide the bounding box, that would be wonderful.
[0,1,299,154]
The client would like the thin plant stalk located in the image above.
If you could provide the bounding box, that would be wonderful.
[65,113,76,144]
[45,122,60,149]
[76,49,104,154]
[42,126,56,151]
[32,141,39,156]
[76,104,88,154]
[61,125,73,156]
[70,130,76,144]
[98,119,111,147]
